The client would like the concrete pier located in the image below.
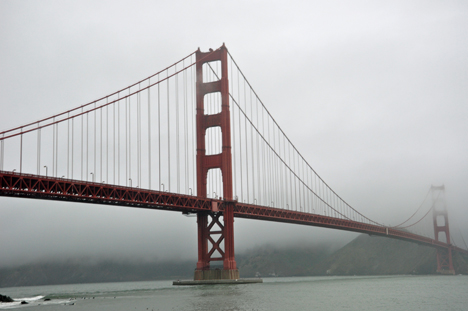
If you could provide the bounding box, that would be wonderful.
[173,278,263,286]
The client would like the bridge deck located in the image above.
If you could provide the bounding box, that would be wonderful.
[1,171,466,256]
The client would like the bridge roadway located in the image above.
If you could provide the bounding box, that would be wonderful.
[1,170,467,256]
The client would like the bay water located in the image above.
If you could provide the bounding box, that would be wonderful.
[1,275,467,310]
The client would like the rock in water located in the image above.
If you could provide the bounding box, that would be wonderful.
[0,294,14,302]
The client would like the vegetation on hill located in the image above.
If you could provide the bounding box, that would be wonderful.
[0,259,195,288]
[237,234,468,277]
[1,234,467,287]
[311,234,438,275]
[236,243,334,277]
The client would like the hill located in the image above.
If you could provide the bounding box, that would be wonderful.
[1,234,467,287]
[310,234,438,275]
[0,259,195,288]
[236,243,335,277]
[237,235,468,277]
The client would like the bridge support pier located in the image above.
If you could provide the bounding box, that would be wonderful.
[436,247,455,275]
[194,203,239,280]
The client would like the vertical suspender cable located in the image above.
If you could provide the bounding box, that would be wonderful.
[281,130,285,208]
[262,105,266,205]
[125,96,128,185]
[55,122,58,177]
[275,125,279,207]
[81,108,84,181]
[71,118,74,179]
[176,65,180,193]
[243,79,249,202]
[37,123,40,175]
[140,85,143,187]
[302,158,306,211]
[158,79,161,190]
[148,80,151,189]
[139,86,142,187]
[0,134,4,171]
[272,125,276,206]
[167,70,171,191]
[20,128,23,173]
[289,142,293,210]
[237,68,243,200]
[118,94,121,185]
[298,155,301,211]
[86,113,89,181]
[137,85,141,187]
[67,113,70,178]
[294,149,298,210]
[266,109,270,205]
[191,64,196,193]
[52,118,55,176]
[67,114,70,177]
[94,103,97,181]
[278,128,282,207]
[114,96,116,185]
[106,102,109,184]
[230,57,237,198]
[307,163,310,213]
[184,60,189,194]
[129,90,132,186]
[271,121,275,206]
[266,116,271,205]
[100,103,103,182]
[269,112,273,205]
[256,97,260,204]
[250,89,255,202]
[284,135,288,209]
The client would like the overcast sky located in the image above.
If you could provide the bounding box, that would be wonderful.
[1,0,467,267]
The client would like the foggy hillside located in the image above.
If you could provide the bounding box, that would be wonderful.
[2,234,467,288]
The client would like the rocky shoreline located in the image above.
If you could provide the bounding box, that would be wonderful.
[0,294,14,302]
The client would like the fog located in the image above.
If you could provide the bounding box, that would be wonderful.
[1,0,467,267]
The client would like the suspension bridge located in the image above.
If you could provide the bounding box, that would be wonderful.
[1,44,466,281]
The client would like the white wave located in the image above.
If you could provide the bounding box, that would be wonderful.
[0,296,74,309]
[0,296,45,309]
[13,295,45,302]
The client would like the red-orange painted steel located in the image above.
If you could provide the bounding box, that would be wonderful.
[232,201,467,253]
[432,186,455,273]
[1,171,466,258]
[0,171,212,212]
[195,44,236,273]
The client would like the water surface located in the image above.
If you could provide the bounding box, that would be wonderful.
[1,275,467,310]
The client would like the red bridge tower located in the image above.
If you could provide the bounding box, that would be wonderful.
[431,185,455,275]
[194,44,239,280]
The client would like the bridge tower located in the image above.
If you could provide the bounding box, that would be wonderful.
[431,185,455,275]
[194,44,239,280]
